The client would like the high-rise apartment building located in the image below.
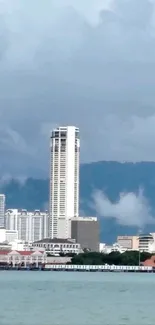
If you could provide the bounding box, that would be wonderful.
[49,126,80,239]
[5,209,49,242]
[0,194,5,228]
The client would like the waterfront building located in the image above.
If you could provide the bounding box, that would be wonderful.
[46,256,72,264]
[0,194,5,228]
[49,126,80,239]
[71,216,99,252]
[117,236,139,251]
[100,243,127,254]
[32,238,81,255]
[5,209,18,230]
[0,250,47,267]
[143,255,155,266]
[99,243,106,252]
[5,209,49,242]
[6,230,18,243]
[0,228,18,243]
[10,240,32,251]
[116,233,155,253]
[139,233,155,253]
[0,242,12,250]
[0,228,6,242]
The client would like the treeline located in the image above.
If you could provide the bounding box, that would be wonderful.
[70,251,152,266]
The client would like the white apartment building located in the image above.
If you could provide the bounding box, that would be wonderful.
[5,209,18,230]
[0,228,7,242]
[6,230,18,243]
[99,243,127,254]
[49,126,80,239]
[10,240,33,251]
[5,209,49,242]
[0,228,18,243]
[139,233,155,253]
[0,194,5,228]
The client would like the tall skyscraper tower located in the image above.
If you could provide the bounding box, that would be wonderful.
[0,194,5,228]
[49,126,80,239]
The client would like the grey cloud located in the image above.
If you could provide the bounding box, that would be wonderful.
[0,0,155,177]
[114,0,153,28]
[0,16,8,60]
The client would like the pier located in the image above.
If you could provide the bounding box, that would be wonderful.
[0,264,154,272]
[44,264,154,272]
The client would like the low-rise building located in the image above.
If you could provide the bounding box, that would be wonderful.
[117,236,139,251]
[0,194,5,228]
[99,243,106,253]
[100,243,127,254]
[32,238,81,255]
[6,230,18,243]
[10,240,33,251]
[71,216,99,252]
[0,228,18,244]
[46,256,72,264]
[0,228,6,242]
[143,255,155,266]
[139,233,155,253]
[0,250,47,267]
[0,242,12,251]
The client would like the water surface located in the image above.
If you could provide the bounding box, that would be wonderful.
[0,271,155,325]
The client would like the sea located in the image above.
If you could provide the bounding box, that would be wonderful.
[0,271,155,325]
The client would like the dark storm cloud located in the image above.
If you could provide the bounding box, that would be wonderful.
[0,0,155,177]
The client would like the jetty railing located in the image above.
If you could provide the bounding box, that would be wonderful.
[44,264,154,272]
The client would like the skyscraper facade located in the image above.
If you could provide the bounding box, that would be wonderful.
[49,126,80,239]
[0,194,5,228]
[71,217,99,252]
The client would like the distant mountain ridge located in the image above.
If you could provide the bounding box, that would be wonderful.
[1,161,155,243]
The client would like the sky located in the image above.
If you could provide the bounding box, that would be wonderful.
[1,0,155,177]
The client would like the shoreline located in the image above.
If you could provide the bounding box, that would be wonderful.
[0,264,154,272]
[0,269,154,273]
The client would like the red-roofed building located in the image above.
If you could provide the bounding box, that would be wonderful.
[0,250,47,267]
[143,255,155,267]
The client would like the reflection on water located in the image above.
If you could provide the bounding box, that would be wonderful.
[0,271,155,325]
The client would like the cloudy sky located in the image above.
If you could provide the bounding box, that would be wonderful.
[1,0,155,177]
[93,188,155,227]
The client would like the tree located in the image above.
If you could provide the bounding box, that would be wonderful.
[71,251,152,266]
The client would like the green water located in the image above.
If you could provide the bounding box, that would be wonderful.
[0,271,154,325]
